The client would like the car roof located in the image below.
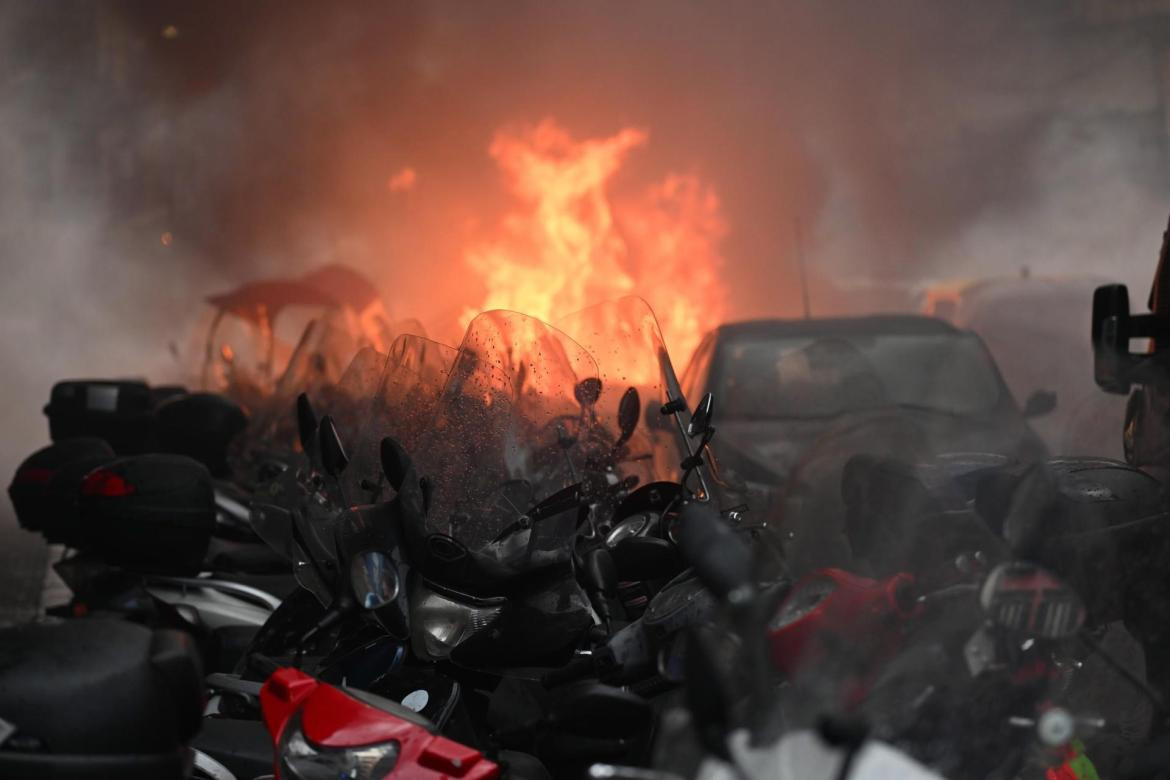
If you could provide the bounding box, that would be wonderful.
[714,314,959,341]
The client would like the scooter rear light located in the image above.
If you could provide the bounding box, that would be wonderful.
[81,468,135,498]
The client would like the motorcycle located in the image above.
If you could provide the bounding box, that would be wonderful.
[215,301,723,772]
[10,438,290,673]
[258,666,543,779]
[699,462,1160,780]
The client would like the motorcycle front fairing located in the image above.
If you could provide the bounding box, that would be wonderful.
[405,310,601,662]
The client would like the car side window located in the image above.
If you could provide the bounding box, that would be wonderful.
[681,333,716,404]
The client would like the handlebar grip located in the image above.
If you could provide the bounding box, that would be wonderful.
[675,502,752,601]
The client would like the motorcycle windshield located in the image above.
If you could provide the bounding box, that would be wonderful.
[414,310,601,573]
[273,317,359,402]
[247,318,359,452]
[328,345,387,444]
[556,296,688,489]
[336,334,458,502]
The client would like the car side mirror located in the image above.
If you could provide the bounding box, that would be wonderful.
[317,416,349,478]
[687,392,715,438]
[1022,389,1057,418]
[1091,283,1170,395]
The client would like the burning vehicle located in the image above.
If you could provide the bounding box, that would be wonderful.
[196,264,421,411]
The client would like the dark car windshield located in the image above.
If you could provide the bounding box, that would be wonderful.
[717,331,1005,419]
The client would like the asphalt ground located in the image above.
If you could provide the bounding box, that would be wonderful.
[0,514,47,626]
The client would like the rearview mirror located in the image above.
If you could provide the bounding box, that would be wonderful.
[575,377,603,408]
[380,436,413,493]
[296,393,318,455]
[349,549,400,610]
[687,393,714,438]
[317,416,349,477]
[616,386,640,447]
[1022,389,1057,419]
[980,561,1085,639]
[1092,282,1170,394]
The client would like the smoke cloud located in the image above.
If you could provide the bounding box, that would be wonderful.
[1,0,1167,485]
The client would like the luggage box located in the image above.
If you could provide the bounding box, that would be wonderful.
[79,453,215,575]
[155,392,248,477]
[8,438,115,544]
[44,379,156,454]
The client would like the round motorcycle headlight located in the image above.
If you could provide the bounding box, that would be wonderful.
[279,711,399,780]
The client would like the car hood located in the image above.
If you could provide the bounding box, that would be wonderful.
[714,408,1046,485]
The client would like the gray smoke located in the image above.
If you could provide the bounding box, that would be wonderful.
[1,0,1167,486]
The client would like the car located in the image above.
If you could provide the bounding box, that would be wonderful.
[681,314,1051,574]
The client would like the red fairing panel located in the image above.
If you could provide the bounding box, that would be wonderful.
[261,668,499,779]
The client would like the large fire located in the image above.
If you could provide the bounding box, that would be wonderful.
[461,119,727,365]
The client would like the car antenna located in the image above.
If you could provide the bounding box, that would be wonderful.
[794,216,811,319]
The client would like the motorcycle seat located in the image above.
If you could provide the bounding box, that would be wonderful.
[0,619,203,780]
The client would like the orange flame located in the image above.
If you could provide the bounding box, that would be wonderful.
[461,119,726,364]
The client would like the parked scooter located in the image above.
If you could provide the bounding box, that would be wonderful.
[10,443,289,672]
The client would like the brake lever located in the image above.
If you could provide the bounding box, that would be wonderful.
[490,483,585,543]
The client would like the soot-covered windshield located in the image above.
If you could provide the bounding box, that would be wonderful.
[718,331,1006,420]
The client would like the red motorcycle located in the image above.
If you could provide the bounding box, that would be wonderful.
[767,567,920,707]
[260,667,499,779]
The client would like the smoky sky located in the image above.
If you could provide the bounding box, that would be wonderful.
[117,2,1170,304]
[0,0,1167,480]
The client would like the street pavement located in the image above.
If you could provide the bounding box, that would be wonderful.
[0,513,47,626]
